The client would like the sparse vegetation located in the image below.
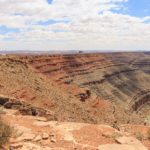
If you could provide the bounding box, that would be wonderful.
[0,107,5,114]
[0,116,12,147]
[136,132,144,141]
[145,115,150,125]
[111,132,122,140]
[147,129,150,140]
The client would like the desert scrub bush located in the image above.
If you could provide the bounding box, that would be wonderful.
[147,129,150,140]
[111,132,122,140]
[136,132,144,141]
[0,107,5,114]
[0,117,12,146]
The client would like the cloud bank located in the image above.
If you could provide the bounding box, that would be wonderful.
[0,0,149,51]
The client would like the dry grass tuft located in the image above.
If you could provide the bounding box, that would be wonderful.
[0,116,12,146]
[147,129,150,140]
[136,132,144,141]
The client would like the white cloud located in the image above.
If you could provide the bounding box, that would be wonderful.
[0,0,149,51]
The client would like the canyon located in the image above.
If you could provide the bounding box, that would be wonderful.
[0,52,150,149]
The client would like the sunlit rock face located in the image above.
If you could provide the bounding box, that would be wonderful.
[0,52,150,125]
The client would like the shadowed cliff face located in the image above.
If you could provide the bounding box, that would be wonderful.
[0,52,150,125]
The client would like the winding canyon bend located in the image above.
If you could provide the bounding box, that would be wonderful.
[0,52,150,125]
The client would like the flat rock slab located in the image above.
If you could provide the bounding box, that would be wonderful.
[116,136,147,150]
[98,144,147,150]
[10,143,23,149]
[33,135,42,142]
[19,143,52,150]
[13,124,31,134]
[17,133,36,141]
[116,136,142,144]
[35,117,47,122]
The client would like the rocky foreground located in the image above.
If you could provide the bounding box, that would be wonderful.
[1,107,150,150]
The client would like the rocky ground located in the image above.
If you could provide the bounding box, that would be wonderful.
[0,107,150,150]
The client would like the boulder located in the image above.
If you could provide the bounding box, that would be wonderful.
[33,135,42,142]
[42,133,49,140]
[0,96,9,105]
[4,101,22,109]
[50,137,56,143]
[17,133,35,141]
[98,144,137,150]
[10,143,23,149]
[115,136,147,150]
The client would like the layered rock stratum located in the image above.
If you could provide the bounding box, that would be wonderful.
[0,52,150,149]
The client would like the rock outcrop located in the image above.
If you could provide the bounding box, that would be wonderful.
[0,107,149,150]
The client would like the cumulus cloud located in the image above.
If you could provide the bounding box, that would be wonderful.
[0,0,149,50]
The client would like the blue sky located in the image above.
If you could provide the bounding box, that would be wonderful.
[112,0,150,18]
[37,19,69,26]
[125,0,150,17]
[47,0,53,4]
[0,26,20,34]
[0,0,149,51]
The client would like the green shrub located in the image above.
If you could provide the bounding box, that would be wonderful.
[0,117,12,146]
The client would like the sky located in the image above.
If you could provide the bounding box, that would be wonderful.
[0,0,150,51]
